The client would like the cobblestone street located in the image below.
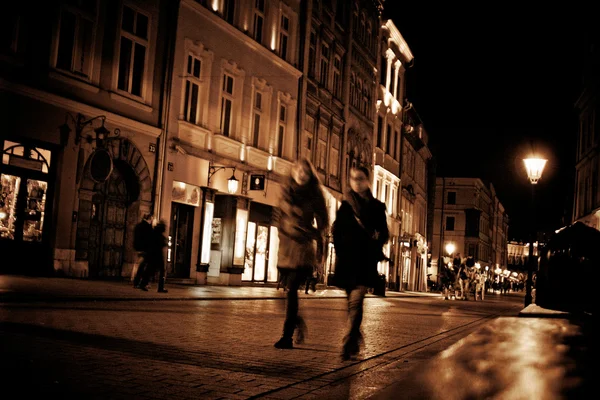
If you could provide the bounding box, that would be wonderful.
[0,280,524,399]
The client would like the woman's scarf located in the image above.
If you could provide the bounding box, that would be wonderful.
[344,189,373,226]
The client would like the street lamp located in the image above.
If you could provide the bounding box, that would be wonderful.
[523,156,547,306]
[445,242,456,257]
[208,164,240,195]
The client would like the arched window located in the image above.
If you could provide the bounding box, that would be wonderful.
[2,141,51,174]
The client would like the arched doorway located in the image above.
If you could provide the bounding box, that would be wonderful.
[75,139,152,279]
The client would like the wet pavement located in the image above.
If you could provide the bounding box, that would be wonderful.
[0,275,592,399]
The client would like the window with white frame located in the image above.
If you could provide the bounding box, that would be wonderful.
[253,0,265,44]
[117,4,149,97]
[319,43,329,87]
[279,13,289,60]
[183,54,202,123]
[317,123,328,171]
[304,114,315,160]
[380,55,387,87]
[391,187,397,216]
[383,183,389,205]
[251,91,263,147]
[55,0,97,78]
[276,104,286,158]
[332,55,341,98]
[329,131,339,177]
[220,73,235,136]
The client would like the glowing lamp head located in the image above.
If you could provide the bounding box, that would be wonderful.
[227,173,239,194]
[523,158,547,184]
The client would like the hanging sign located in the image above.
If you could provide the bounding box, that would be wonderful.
[249,174,265,190]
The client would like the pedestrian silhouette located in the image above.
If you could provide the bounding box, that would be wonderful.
[332,165,389,361]
[132,213,153,288]
[274,158,328,349]
[138,220,168,293]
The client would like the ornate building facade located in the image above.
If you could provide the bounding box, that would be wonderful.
[1,0,174,277]
[160,0,302,286]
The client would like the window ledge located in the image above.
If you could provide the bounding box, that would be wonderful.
[49,70,100,94]
[109,91,153,113]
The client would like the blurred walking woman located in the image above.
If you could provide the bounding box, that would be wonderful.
[332,165,389,360]
[274,158,329,349]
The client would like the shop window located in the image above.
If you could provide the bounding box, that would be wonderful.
[0,174,20,240]
[23,180,47,242]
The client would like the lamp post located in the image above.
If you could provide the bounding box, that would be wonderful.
[523,157,547,307]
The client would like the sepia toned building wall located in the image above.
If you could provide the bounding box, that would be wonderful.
[572,29,599,229]
[159,0,302,286]
[0,0,174,278]
[431,177,509,284]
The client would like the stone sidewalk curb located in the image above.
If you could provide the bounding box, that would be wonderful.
[0,276,442,303]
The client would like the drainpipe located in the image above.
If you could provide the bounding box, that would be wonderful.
[438,177,445,286]
[295,0,311,162]
[153,0,180,220]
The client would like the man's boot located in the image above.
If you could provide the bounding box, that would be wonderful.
[157,277,168,293]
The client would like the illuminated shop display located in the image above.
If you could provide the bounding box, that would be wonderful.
[0,174,20,240]
[1,140,51,243]
[23,179,47,242]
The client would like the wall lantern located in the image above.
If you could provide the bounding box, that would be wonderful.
[59,113,120,148]
[208,163,239,195]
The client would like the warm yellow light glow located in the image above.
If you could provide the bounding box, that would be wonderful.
[0,211,6,219]
[445,243,455,255]
[523,157,547,184]
[212,0,219,12]
[227,173,239,194]
[475,262,481,269]
[267,155,273,171]
[271,24,277,50]
[233,209,249,265]
[200,201,214,264]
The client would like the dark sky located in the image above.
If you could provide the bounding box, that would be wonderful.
[382,4,591,240]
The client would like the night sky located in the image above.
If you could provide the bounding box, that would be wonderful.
[382,4,592,240]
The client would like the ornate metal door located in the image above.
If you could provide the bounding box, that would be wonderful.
[89,167,128,278]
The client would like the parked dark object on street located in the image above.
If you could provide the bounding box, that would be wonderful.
[536,221,597,315]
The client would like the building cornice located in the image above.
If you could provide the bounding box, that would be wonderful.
[382,20,414,63]
[182,0,302,79]
[0,78,162,137]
